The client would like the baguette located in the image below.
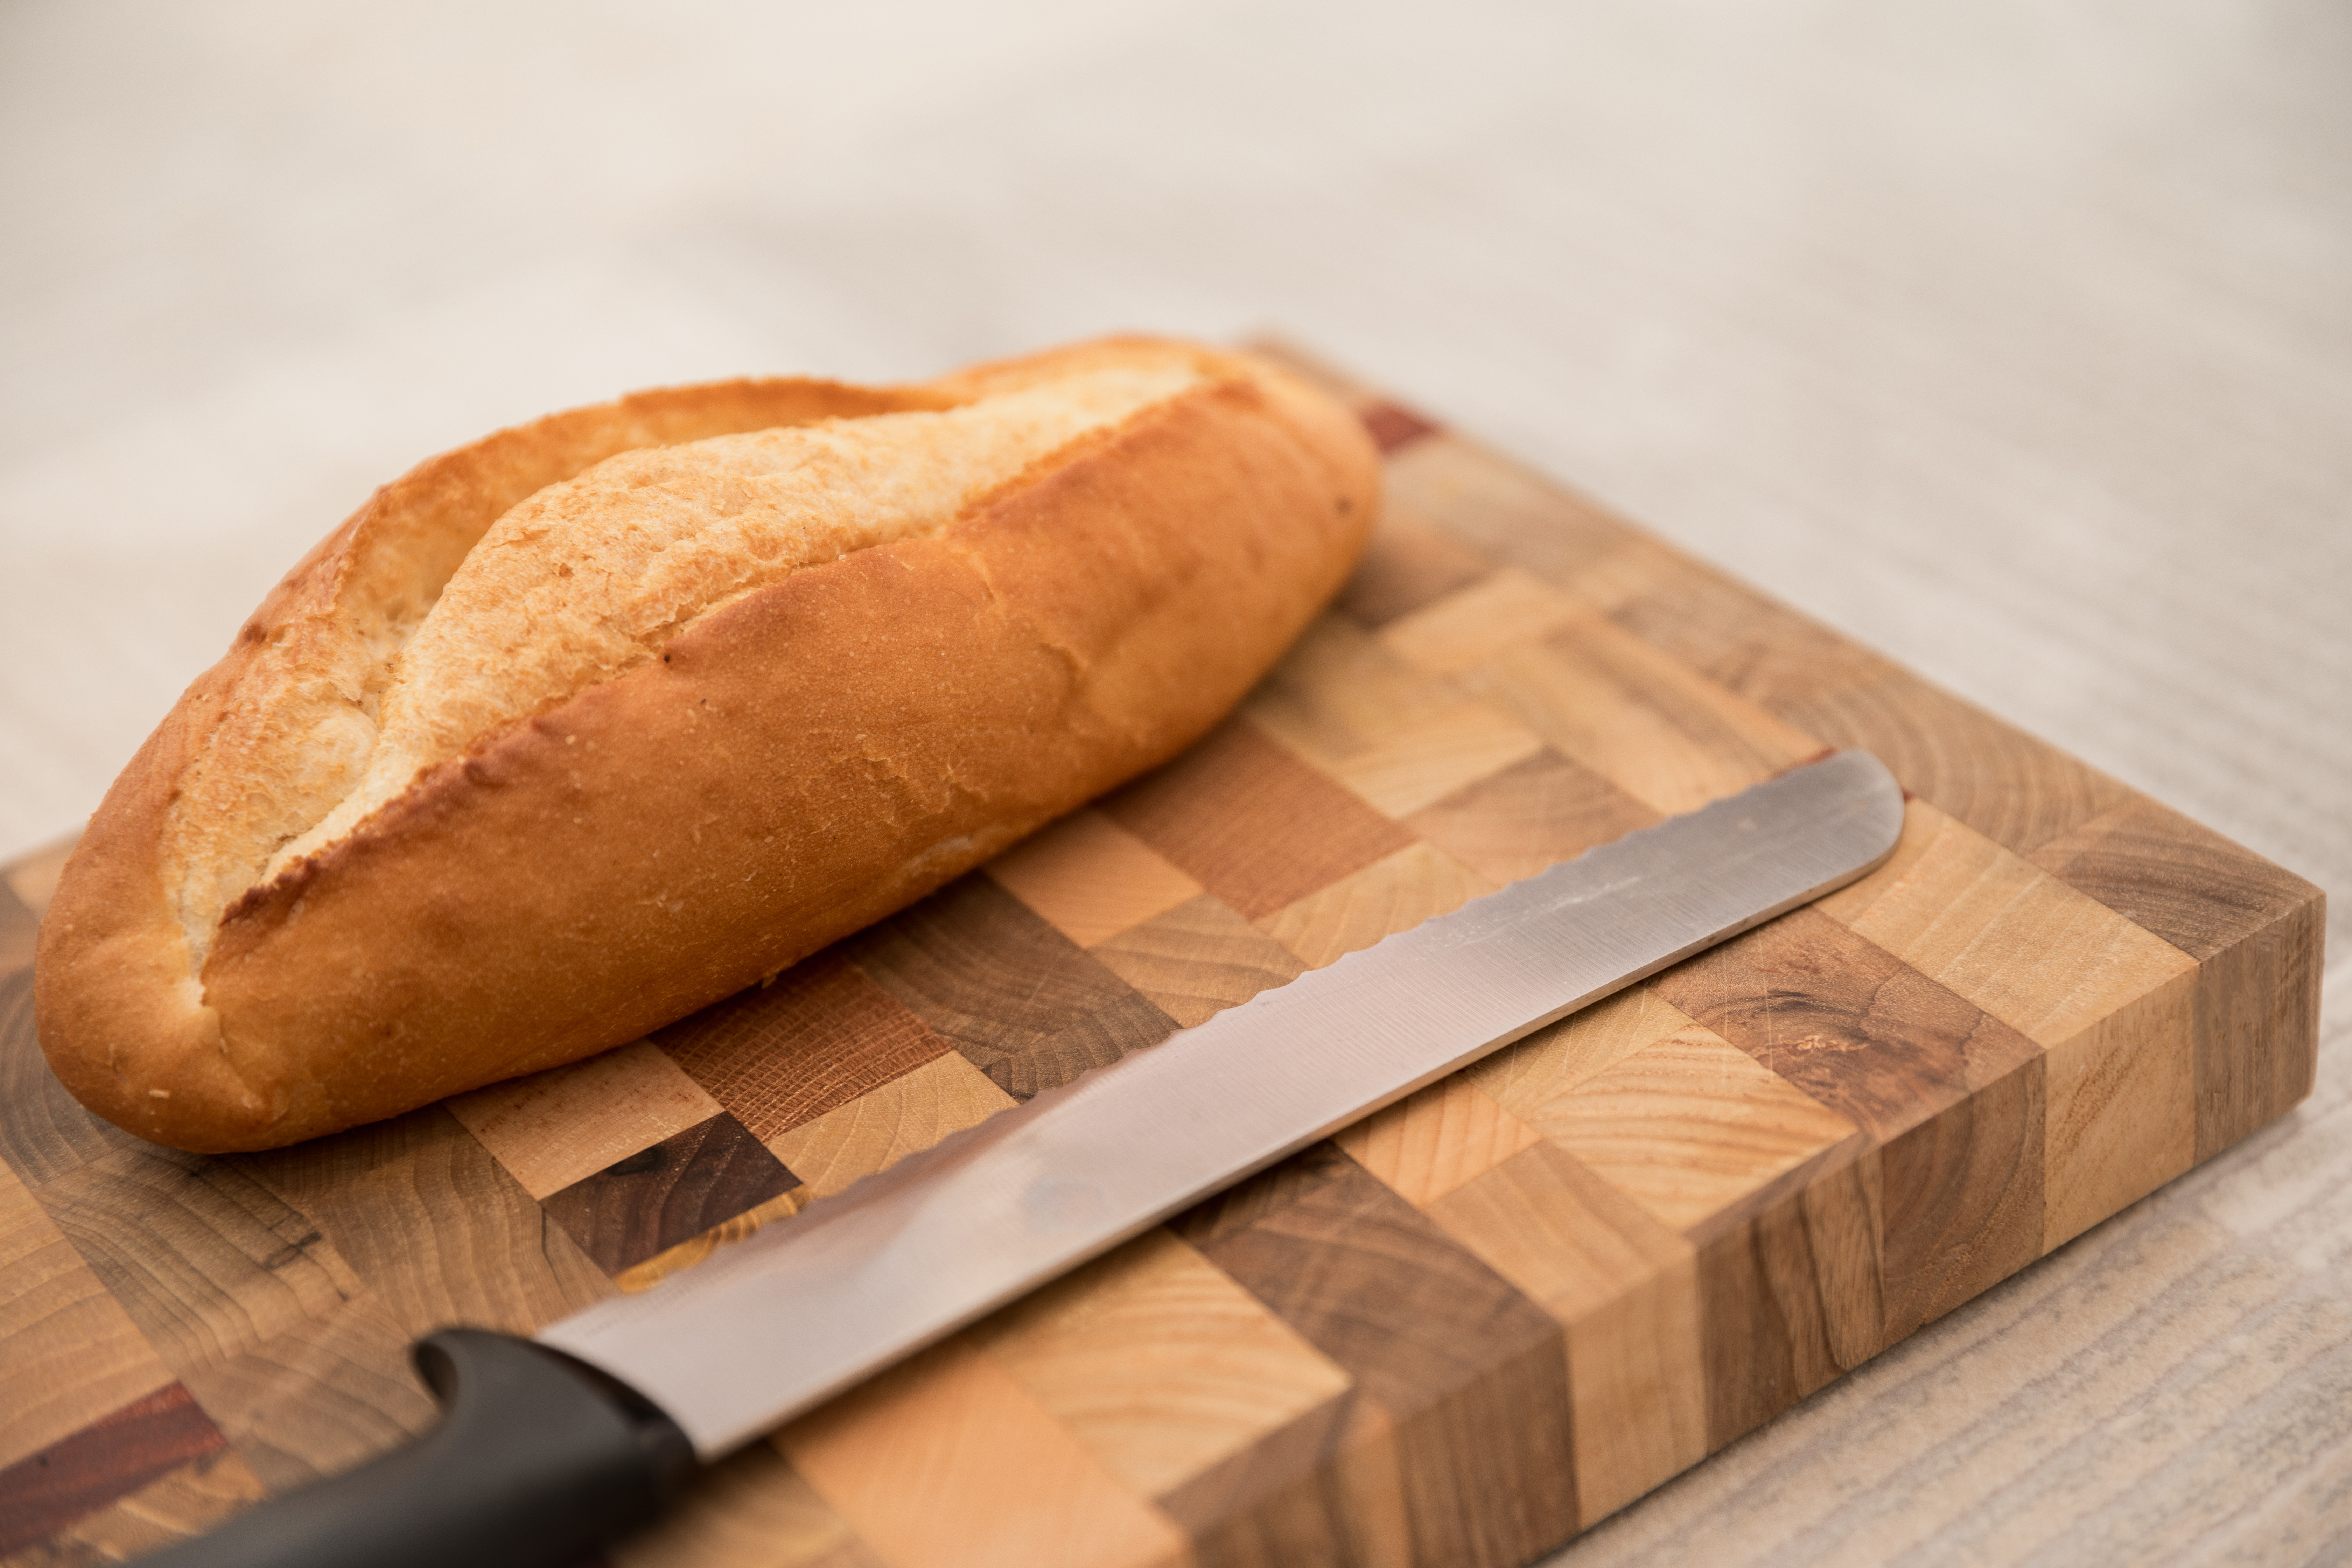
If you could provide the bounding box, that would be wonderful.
[35,337,1379,1152]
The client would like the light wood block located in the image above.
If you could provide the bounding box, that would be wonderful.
[985,811,1205,950]
[1332,1074,1545,1209]
[1314,698,1547,820]
[1521,1022,1863,1235]
[1469,612,1820,816]
[1258,841,1496,969]
[0,1156,177,1471]
[609,1444,876,1568]
[1379,566,1588,677]
[975,1229,1351,1497]
[777,1340,1189,1568]
[764,1052,1016,1199]
[447,1040,723,1199]
[1087,894,1304,1030]
[1429,1142,1706,1525]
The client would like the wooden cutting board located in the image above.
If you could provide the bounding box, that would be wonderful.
[0,348,2324,1568]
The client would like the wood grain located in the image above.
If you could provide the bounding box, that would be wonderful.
[1654,906,2042,1147]
[0,880,33,981]
[764,1052,1016,1200]
[1428,1143,1706,1523]
[778,1339,1190,1568]
[1240,612,1467,767]
[1467,614,1819,817]
[1258,841,1495,971]
[1507,1015,1862,1237]
[1466,984,1694,1118]
[0,967,144,1188]
[446,1039,724,1199]
[1381,435,1631,584]
[1405,749,1659,889]
[31,1143,366,1387]
[1653,910,2049,1337]
[610,1443,882,1568]
[2026,794,2325,1160]
[1773,668,2133,858]
[849,874,1177,1101]
[658,954,950,1144]
[4,1445,267,1566]
[1312,699,1547,821]
[541,1113,800,1276]
[1696,1150,1885,1449]
[1380,567,1588,678]
[1103,720,1419,923]
[1587,537,1896,714]
[0,1155,175,1473]
[0,1382,228,1555]
[612,1186,812,1296]
[1813,798,2203,1250]
[1087,894,1305,1030]
[985,810,1206,950]
[1152,1390,1403,1568]
[1333,1074,1545,1210]
[974,1228,1353,1498]
[0,370,2323,1567]
[1176,1144,1581,1566]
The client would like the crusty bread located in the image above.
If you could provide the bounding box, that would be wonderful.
[35,338,1379,1152]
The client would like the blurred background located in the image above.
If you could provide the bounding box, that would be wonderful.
[4,1,2349,1559]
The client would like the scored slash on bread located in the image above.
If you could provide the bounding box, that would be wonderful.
[35,337,1380,1152]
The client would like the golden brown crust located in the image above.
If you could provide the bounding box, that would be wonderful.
[36,342,1377,1151]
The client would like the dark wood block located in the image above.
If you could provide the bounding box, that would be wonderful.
[1357,401,1441,455]
[0,1383,226,1554]
[1154,1392,1364,1568]
[1879,1055,2046,1339]
[850,873,1177,1100]
[541,1113,799,1275]
[1655,907,2043,1144]
[1697,1152,1885,1450]
[2026,792,2318,960]
[2024,793,2328,1158]
[2189,894,2325,1161]
[1177,1143,1580,1564]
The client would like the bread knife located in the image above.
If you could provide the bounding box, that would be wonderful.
[140,749,1905,1568]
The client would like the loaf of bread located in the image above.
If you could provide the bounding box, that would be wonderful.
[35,338,1379,1152]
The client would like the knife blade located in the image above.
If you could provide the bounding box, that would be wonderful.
[146,748,1904,1568]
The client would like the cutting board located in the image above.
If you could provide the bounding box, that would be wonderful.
[0,348,2323,1568]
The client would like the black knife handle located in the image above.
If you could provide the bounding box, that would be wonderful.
[138,1328,697,1568]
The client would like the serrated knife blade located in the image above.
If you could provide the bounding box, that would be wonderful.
[540,747,1906,1457]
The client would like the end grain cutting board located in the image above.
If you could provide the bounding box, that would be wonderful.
[0,346,2324,1568]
